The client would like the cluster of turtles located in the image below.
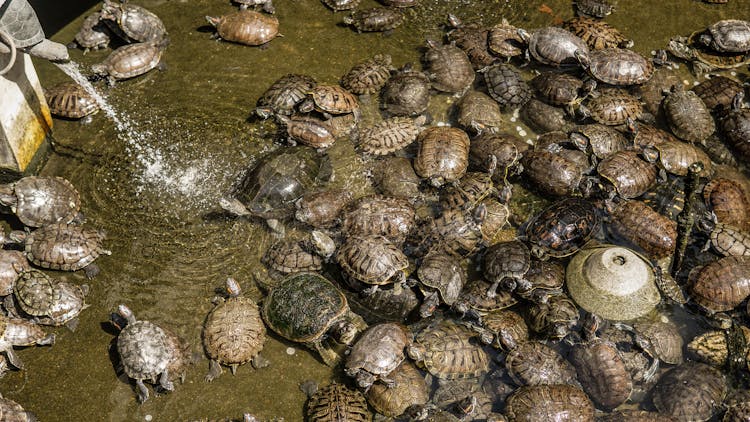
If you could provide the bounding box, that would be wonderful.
[27,0,750,420]
[0,176,111,418]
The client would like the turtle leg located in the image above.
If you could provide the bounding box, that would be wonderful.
[4,348,23,370]
[83,263,101,279]
[205,359,222,382]
[251,354,270,369]
[308,340,341,367]
[485,280,500,299]
[418,291,440,318]
[37,333,55,346]
[136,379,150,403]
[266,219,285,238]
[158,370,174,392]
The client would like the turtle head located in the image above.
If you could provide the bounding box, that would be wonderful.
[6,230,27,245]
[100,0,123,22]
[696,210,717,234]
[90,63,107,76]
[0,183,16,208]
[516,28,531,44]
[355,370,376,390]
[406,343,425,361]
[310,230,336,259]
[205,16,222,28]
[574,49,590,68]
[255,107,274,120]
[447,13,462,29]
[696,32,713,48]
[666,36,694,61]
[117,304,136,324]
[569,132,590,153]
[297,98,315,113]
[332,319,359,345]
[342,15,354,25]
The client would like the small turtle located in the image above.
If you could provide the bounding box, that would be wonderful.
[487,18,525,59]
[688,255,750,313]
[202,278,267,381]
[439,171,496,212]
[662,85,715,143]
[642,139,713,178]
[519,260,565,304]
[10,223,111,279]
[0,394,36,422]
[365,361,429,418]
[255,74,317,118]
[0,314,55,370]
[408,319,489,380]
[651,362,727,421]
[481,63,532,110]
[703,176,749,230]
[113,304,187,403]
[423,39,475,94]
[0,176,81,228]
[525,294,580,339]
[71,11,111,53]
[455,91,503,135]
[468,132,528,183]
[345,322,410,389]
[530,72,593,110]
[445,14,496,69]
[482,240,531,297]
[262,231,335,277]
[7,269,88,329]
[520,99,573,133]
[569,124,628,161]
[574,0,614,18]
[413,126,470,187]
[298,84,360,120]
[668,31,750,76]
[275,114,337,149]
[452,279,517,322]
[577,48,653,86]
[608,199,677,260]
[91,39,168,85]
[336,235,408,295]
[45,82,100,122]
[697,19,750,53]
[691,75,745,111]
[504,385,595,421]
[342,195,416,245]
[343,7,403,33]
[720,92,750,163]
[524,197,599,259]
[415,248,466,318]
[357,115,425,156]
[320,0,360,11]
[0,250,29,297]
[295,189,352,229]
[220,146,331,235]
[304,382,370,422]
[206,10,280,46]
[233,0,275,13]
[419,205,486,258]
[518,26,590,67]
[262,272,367,366]
[570,338,632,410]
[580,88,643,126]
[563,16,632,50]
[505,340,578,387]
[381,64,431,117]
[475,309,528,350]
[100,0,167,43]
[596,150,657,199]
[341,54,394,95]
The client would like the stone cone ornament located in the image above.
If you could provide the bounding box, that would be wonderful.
[566,245,660,321]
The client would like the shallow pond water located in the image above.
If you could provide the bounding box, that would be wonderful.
[2,0,749,420]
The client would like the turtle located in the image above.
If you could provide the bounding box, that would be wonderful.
[100,0,167,43]
[91,39,169,85]
[487,18,526,58]
[8,223,111,279]
[0,394,36,422]
[505,385,595,421]
[413,126,471,187]
[423,39,475,94]
[580,88,643,126]
[563,16,632,50]
[407,319,489,380]
[340,54,394,95]
[0,176,81,228]
[45,82,100,122]
[452,279,518,322]
[255,74,317,118]
[574,0,614,18]
[203,278,267,382]
[651,362,727,421]
[0,250,29,297]
[261,230,335,277]
[336,235,409,295]
[455,90,504,134]
[518,26,590,67]
[482,240,531,297]
[365,361,429,418]
[320,0,361,11]
[71,11,112,53]
[345,322,410,389]
[341,195,416,245]
[219,146,331,236]
[0,313,55,370]
[261,272,367,366]
[505,340,578,387]
[668,31,750,76]
[113,304,187,403]
[342,7,403,33]
[298,84,360,119]
[303,382,370,422]
[5,269,88,330]
[294,189,352,229]
[380,64,431,117]
[529,71,594,111]
[481,63,532,110]
[696,19,750,53]
[445,14,496,69]
[415,248,466,318]
[576,48,654,86]
[205,10,280,46]
[233,0,276,13]
[662,84,715,143]
[357,115,425,155]
[524,197,600,259]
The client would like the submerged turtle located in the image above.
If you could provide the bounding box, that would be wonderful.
[113,304,188,403]
[262,272,367,366]
[8,223,111,279]
[304,382,371,422]
[0,176,81,228]
[203,278,267,381]
[220,146,331,235]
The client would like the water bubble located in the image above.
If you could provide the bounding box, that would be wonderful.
[286,347,296,355]
[145,415,153,421]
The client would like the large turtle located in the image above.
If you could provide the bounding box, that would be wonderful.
[112,305,188,403]
[262,272,366,366]
[220,146,331,236]
[0,176,81,228]
[203,278,267,382]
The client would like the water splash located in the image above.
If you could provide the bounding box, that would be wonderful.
[54,61,229,213]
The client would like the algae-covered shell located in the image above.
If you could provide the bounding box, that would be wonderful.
[566,245,660,321]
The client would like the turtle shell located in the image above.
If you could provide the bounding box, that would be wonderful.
[585,48,653,86]
[527,26,589,67]
[45,82,100,120]
[256,74,317,117]
[24,223,110,272]
[453,279,517,315]
[482,240,531,283]
[525,198,599,258]
[0,251,29,297]
[232,146,328,220]
[308,84,360,115]
[365,361,428,417]
[336,235,408,285]
[13,270,86,326]
[341,54,393,95]
[117,319,173,381]
[94,41,165,80]
[203,295,266,366]
[207,10,279,46]
[307,383,370,422]
[346,323,409,379]
[0,395,35,422]
[262,272,347,342]
[417,249,466,305]
[409,319,488,379]
[342,195,416,245]
[262,238,323,275]
[8,176,81,228]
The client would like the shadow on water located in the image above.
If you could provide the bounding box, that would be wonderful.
[2,0,749,420]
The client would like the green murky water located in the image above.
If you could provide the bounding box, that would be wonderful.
[2,0,748,420]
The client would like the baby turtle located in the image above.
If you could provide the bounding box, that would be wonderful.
[0,314,55,370]
[341,54,394,95]
[262,272,366,366]
[45,82,99,122]
[445,14,496,69]
[113,304,187,403]
[697,19,750,53]
[343,7,403,33]
[7,269,88,329]
[298,84,360,119]
[304,382,370,422]
[608,200,677,260]
[423,39,475,94]
[569,124,629,161]
[295,189,352,229]
[345,322,410,389]
[688,255,750,313]
[563,16,632,50]
[530,72,593,110]
[365,361,429,418]
[203,278,267,381]
[651,361,727,421]
[577,48,653,86]
[581,88,643,126]
[570,338,632,410]
[721,92,750,163]
[482,240,531,297]
[9,223,110,279]
[336,235,408,295]
[255,73,317,118]
[574,0,614,18]
[408,318,488,380]
[487,18,525,58]
[473,309,528,350]
[72,11,111,53]
[357,115,425,155]
[452,279,518,322]
[0,176,81,228]
[692,75,744,111]
[505,341,578,387]
[91,39,168,85]
[220,146,330,235]
[419,205,486,258]
[519,26,590,67]
[668,31,750,76]
[413,126,470,187]
[100,0,167,43]
[415,248,466,318]
[524,197,599,259]
[456,90,504,134]
[504,385,595,421]
[597,150,657,199]
[342,195,416,245]
[381,64,431,117]
[662,85,715,143]
[482,63,532,110]
[206,10,280,46]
